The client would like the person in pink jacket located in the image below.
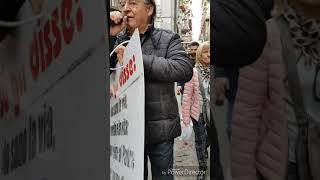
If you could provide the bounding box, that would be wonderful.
[231,0,320,180]
[181,41,210,179]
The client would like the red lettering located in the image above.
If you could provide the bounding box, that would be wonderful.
[14,104,20,117]
[122,69,125,86]
[76,8,83,32]
[38,26,46,72]
[133,55,136,72]
[30,32,40,81]
[129,59,133,76]
[61,0,74,44]
[51,8,62,58]
[118,55,138,87]
[44,20,53,66]
[125,65,129,82]
[0,87,9,118]
[10,67,26,118]
[29,1,84,83]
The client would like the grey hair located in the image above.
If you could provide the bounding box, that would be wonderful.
[119,0,156,20]
[144,0,156,20]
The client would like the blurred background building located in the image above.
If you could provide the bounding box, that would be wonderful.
[109,0,210,50]
[199,0,210,41]
[176,0,192,50]
[154,0,177,32]
[110,0,121,10]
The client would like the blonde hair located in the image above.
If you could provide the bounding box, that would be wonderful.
[196,41,210,65]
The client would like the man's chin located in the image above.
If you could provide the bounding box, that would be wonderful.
[127,26,138,33]
[127,21,137,29]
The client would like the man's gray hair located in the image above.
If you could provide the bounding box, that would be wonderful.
[144,0,156,21]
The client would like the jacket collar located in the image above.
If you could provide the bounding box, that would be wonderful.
[117,23,159,49]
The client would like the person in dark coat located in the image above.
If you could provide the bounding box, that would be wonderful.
[212,0,274,67]
[212,0,274,138]
[211,1,274,179]
[109,0,194,179]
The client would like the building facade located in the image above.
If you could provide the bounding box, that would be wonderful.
[176,0,193,50]
[154,0,177,32]
[110,0,121,10]
[199,0,210,41]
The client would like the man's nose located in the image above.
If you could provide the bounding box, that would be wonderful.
[122,2,131,13]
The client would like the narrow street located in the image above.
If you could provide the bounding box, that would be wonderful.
[173,87,210,179]
[173,87,232,180]
[148,86,211,179]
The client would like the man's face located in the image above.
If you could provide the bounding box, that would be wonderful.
[189,45,198,59]
[120,0,153,32]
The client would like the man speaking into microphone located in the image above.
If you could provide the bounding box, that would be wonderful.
[109,0,194,179]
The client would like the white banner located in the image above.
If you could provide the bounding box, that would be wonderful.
[110,29,145,180]
[0,0,108,179]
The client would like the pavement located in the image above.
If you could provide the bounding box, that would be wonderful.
[147,120,210,180]
[173,132,211,180]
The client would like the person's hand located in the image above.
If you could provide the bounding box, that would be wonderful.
[176,86,182,95]
[181,122,189,132]
[115,45,125,65]
[110,84,115,98]
[181,121,192,146]
[29,0,45,14]
[213,77,229,106]
[110,83,119,98]
[110,11,128,36]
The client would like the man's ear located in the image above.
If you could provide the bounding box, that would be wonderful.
[146,5,154,17]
